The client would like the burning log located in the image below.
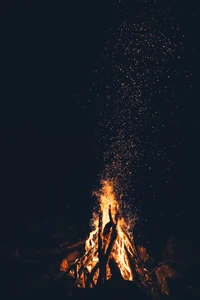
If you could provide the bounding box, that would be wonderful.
[97,205,118,285]
[97,208,104,285]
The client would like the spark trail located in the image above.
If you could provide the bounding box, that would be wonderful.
[94,1,182,201]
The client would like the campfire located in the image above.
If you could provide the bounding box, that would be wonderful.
[61,180,159,295]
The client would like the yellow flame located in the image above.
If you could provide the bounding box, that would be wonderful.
[61,180,163,296]
[99,180,118,227]
[84,180,133,282]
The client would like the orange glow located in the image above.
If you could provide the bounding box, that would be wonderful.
[79,180,135,284]
[60,180,165,296]
[60,258,69,272]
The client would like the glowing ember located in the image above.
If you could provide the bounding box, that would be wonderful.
[60,258,69,272]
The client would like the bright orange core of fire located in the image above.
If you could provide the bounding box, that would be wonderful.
[84,180,134,283]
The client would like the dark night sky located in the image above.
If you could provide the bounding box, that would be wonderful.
[0,1,199,246]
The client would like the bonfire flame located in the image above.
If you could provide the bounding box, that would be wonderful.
[61,180,156,292]
[84,180,134,283]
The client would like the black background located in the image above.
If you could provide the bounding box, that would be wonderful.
[0,1,199,250]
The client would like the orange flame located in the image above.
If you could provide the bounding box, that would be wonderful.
[84,180,134,282]
[60,180,162,296]
[60,258,69,272]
